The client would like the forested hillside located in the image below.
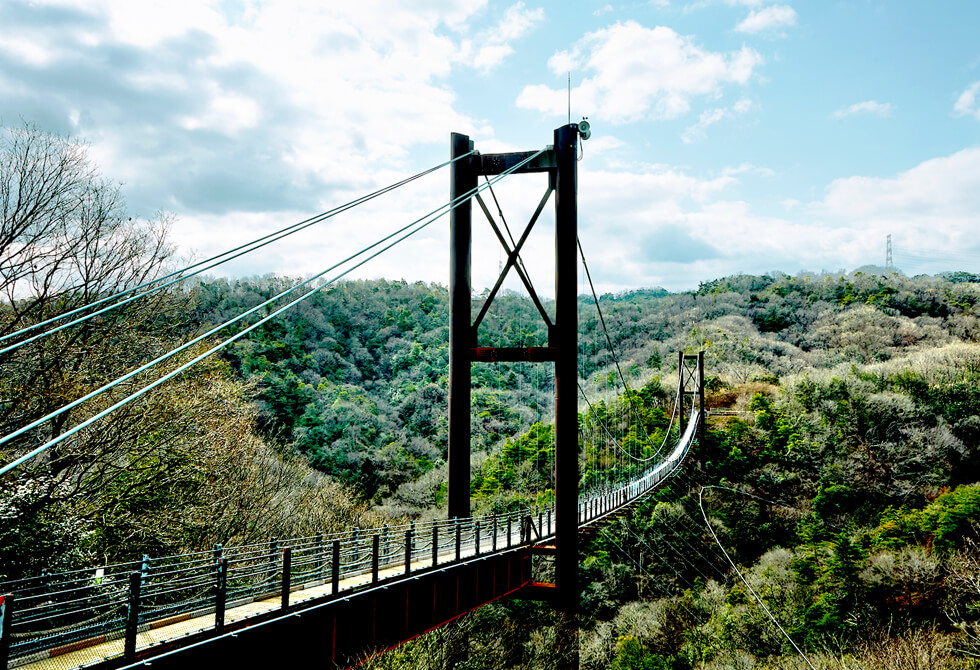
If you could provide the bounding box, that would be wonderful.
[177,269,980,667]
[5,184,980,669]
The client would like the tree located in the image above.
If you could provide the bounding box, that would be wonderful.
[0,122,174,329]
[0,124,378,574]
[0,123,179,460]
[0,123,189,569]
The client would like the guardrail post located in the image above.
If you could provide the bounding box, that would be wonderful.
[281,547,292,610]
[140,554,150,589]
[474,521,481,555]
[124,571,141,661]
[404,530,413,575]
[1,593,13,670]
[538,510,543,535]
[383,524,391,566]
[547,508,552,535]
[492,514,497,552]
[506,516,512,548]
[212,544,223,595]
[268,537,279,589]
[432,524,439,567]
[315,532,324,581]
[215,557,228,634]
[372,535,380,583]
[331,540,340,596]
[455,520,462,561]
[352,528,360,565]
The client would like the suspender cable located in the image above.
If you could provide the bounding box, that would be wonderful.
[0,149,545,476]
[0,152,476,355]
[577,382,678,463]
[577,238,649,442]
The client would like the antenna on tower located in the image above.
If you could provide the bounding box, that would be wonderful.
[567,72,571,125]
[885,234,894,271]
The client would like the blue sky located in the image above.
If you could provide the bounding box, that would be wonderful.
[1,0,978,292]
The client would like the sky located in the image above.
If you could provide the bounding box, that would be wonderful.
[1,0,979,294]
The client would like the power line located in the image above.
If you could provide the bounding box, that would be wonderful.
[0,152,475,355]
[0,149,545,476]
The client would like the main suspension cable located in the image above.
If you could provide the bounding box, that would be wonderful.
[0,152,475,355]
[0,149,544,476]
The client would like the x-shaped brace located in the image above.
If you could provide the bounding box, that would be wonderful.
[472,185,555,331]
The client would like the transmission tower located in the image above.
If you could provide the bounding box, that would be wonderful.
[885,234,893,270]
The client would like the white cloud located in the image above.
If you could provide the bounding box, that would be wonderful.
[496,2,544,40]
[178,91,261,134]
[684,0,762,13]
[471,44,514,70]
[808,147,980,274]
[578,147,980,291]
[831,100,893,119]
[721,162,774,177]
[681,98,755,143]
[819,147,980,221]
[682,108,726,143]
[735,5,797,35]
[547,49,579,73]
[517,21,763,124]
[584,135,627,156]
[0,0,502,217]
[954,81,980,120]
[463,2,544,71]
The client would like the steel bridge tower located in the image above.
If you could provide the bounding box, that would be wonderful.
[447,123,585,615]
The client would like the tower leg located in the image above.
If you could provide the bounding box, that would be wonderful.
[448,133,475,521]
[553,123,580,668]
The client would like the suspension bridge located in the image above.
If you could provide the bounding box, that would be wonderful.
[0,124,708,670]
